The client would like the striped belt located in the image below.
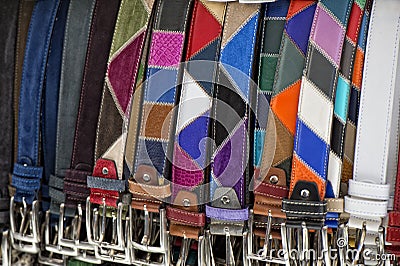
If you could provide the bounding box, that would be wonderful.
[9,0,60,254]
[128,0,193,265]
[205,2,261,265]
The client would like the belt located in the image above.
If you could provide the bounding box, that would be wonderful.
[325,0,367,229]
[388,148,400,257]
[12,0,35,169]
[248,0,313,263]
[37,0,70,264]
[344,0,400,263]
[342,0,373,185]
[48,0,96,216]
[205,2,260,265]
[86,0,155,263]
[0,0,18,228]
[9,0,60,254]
[163,1,226,264]
[128,0,194,265]
[282,0,353,264]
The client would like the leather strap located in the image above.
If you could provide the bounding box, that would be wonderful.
[12,0,35,168]
[89,0,155,208]
[41,0,69,212]
[341,0,373,184]
[283,0,353,227]
[344,0,400,242]
[49,0,96,214]
[254,0,315,224]
[130,0,194,212]
[64,0,120,210]
[166,0,226,239]
[206,2,261,236]
[12,0,60,205]
[325,0,367,228]
[0,0,18,224]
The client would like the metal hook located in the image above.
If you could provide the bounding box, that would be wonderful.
[176,235,191,266]
[225,227,235,266]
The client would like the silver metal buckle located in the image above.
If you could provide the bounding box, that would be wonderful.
[9,197,40,253]
[281,222,331,266]
[2,230,11,266]
[130,206,171,266]
[204,226,245,266]
[86,197,132,264]
[55,203,101,264]
[244,210,287,265]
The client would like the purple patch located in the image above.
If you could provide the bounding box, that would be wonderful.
[108,32,145,113]
[148,31,184,67]
[310,5,345,66]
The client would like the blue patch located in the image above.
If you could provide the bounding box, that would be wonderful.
[358,12,369,50]
[285,3,316,55]
[254,130,266,167]
[145,67,178,103]
[294,119,329,179]
[321,0,352,26]
[266,0,290,17]
[221,14,260,100]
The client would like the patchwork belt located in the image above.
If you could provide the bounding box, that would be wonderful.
[38,0,70,264]
[205,2,260,265]
[86,0,155,263]
[9,0,60,254]
[0,0,18,231]
[0,1,18,264]
[282,0,353,263]
[344,0,400,263]
[388,147,400,257]
[164,1,226,264]
[128,0,193,264]
[325,0,367,229]
[248,0,314,264]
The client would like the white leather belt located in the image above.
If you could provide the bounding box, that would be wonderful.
[344,0,400,244]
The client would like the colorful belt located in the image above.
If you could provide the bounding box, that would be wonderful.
[205,2,260,265]
[129,0,193,264]
[325,0,367,229]
[9,0,60,254]
[164,1,226,264]
[38,0,70,264]
[344,0,400,263]
[248,0,313,263]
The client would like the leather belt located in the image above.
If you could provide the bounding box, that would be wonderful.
[164,0,226,264]
[325,0,367,229]
[205,2,260,265]
[12,0,35,169]
[388,147,400,257]
[0,0,18,228]
[344,0,400,260]
[248,0,314,264]
[9,0,60,254]
[49,0,96,216]
[283,0,353,228]
[38,1,70,264]
[342,0,373,186]
[128,1,193,265]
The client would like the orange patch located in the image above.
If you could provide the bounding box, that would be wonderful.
[271,80,301,136]
[290,155,325,200]
[352,49,364,89]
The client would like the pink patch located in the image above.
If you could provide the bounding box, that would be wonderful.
[148,31,184,67]
[108,32,145,113]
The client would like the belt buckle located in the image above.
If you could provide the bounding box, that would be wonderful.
[2,230,11,266]
[86,196,132,264]
[9,196,40,253]
[130,205,171,266]
[244,210,286,265]
[204,224,246,265]
[281,222,331,266]
[54,203,102,264]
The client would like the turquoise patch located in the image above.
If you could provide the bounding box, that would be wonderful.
[334,76,350,122]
